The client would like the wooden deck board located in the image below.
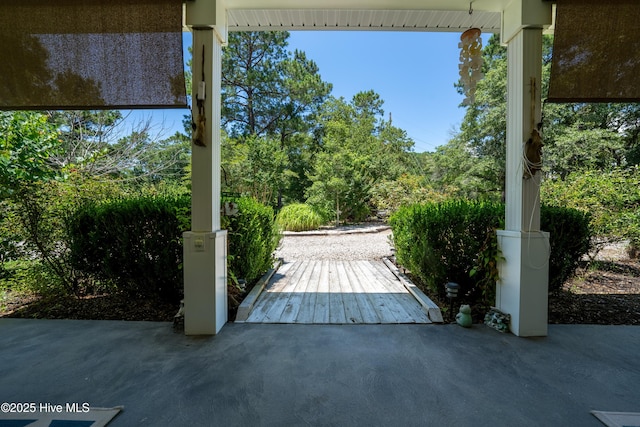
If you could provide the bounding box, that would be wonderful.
[245,261,299,322]
[328,261,347,323]
[342,261,382,324]
[369,262,431,323]
[336,261,363,324]
[312,260,331,324]
[351,261,405,323]
[278,259,315,323]
[248,260,308,323]
[245,259,433,324]
[294,260,321,324]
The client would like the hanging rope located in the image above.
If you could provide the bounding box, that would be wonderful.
[193,44,207,147]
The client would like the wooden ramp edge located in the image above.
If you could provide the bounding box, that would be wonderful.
[382,257,444,323]
[235,259,283,322]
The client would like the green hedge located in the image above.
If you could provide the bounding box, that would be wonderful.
[68,196,189,301]
[222,197,280,285]
[389,200,503,302]
[540,205,592,292]
[389,200,592,304]
[69,196,279,302]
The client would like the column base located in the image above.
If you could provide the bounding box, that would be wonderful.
[183,230,227,335]
[496,230,550,337]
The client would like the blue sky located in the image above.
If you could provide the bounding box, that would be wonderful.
[128,30,491,153]
[287,31,489,152]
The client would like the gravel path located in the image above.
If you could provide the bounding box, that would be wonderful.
[275,224,393,261]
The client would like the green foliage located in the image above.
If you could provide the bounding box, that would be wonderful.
[0,111,61,198]
[544,126,625,179]
[222,31,331,138]
[0,259,38,294]
[243,136,288,205]
[276,203,326,231]
[444,33,640,200]
[444,34,507,198]
[469,228,504,307]
[0,201,24,269]
[307,92,415,222]
[8,176,121,297]
[222,197,280,285]
[46,110,191,186]
[389,200,593,306]
[389,200,503,302]
[68,195,189,301]
[541,167,640,249]
[369,174,450,214]
[0,259,64,300]
[540,205,593,292]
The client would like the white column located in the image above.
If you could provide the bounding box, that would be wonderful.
[496,28,550,337]
[183,27,227,335]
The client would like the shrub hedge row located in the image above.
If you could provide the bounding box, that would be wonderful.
[389,200,592,305]
[68,196,279,302]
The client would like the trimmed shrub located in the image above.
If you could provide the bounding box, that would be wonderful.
[389,200,592,306]
[389,200,503,302]
[68,196,189,301]
[540,205,592,292]
[276,203,325,232]
[222,197,280,285]
[69,196,280,302]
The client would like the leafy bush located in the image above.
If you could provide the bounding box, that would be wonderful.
[369,174,450,214]
[389,200,503,302]
[69,195,280,303]
[6,176,123,297]
[69,196,189,301]
[389,200,592,306]
[540,205,592,291]
[222,197,280,284]
[541,167,640,251]
[0,201,25,274]
[276,203,325,232]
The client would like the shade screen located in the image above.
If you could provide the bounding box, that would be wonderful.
[548,0,640,103]
[0,0,187,110]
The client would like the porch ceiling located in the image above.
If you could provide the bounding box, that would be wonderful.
[226,8,501,33]
[223,0,509,33]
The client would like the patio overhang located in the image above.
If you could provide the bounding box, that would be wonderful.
[186,0,555,37]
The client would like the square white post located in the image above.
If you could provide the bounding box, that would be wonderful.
[182,22,227,335]
[497,25,550,337]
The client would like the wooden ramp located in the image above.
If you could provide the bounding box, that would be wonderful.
[243,260,433,324]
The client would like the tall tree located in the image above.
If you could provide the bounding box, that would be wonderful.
[307,92,414,221]
[222,31,290,136]
[222,31,331,138]
[221,31,331,205]
[444,33,640,199]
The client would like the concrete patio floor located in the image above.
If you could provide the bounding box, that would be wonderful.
[1,318,638,426]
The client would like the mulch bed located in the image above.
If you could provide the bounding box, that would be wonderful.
[2,291,178,322]
[548,260,640,325]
